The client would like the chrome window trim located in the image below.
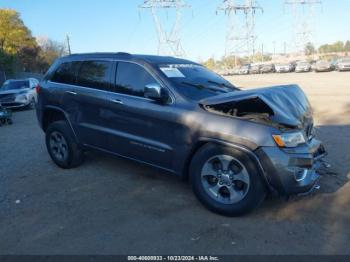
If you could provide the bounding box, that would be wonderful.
[49,58,175,104]
[47,81,156,103]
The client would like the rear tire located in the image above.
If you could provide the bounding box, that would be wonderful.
[189,143,266,216]
[45,121,84,169]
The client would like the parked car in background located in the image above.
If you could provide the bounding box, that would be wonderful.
[0,78,39,109]
[249,64,261,74]
[275,63,293,73]
[315,60,334,72]
[239,64,250,75]
[260,64,275,74]
[336,58,350,72]
[232,67,241,75]
[36,52,326,216]
[295,61,311,73]
[310,61,317,71]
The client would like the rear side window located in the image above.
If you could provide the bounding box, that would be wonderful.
[115,62,157,97]
[77,60,112,91]
[51,62,80,85]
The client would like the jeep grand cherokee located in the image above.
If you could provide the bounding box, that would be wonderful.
[36,53,327,216]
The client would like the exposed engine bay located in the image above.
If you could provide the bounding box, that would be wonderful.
[199,84,312,130]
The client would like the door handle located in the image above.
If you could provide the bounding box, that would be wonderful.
[111,99,123,105]
[66,91,77,95]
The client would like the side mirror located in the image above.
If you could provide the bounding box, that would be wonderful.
[144,83,169,103]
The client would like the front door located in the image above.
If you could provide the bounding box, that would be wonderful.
[103,61,179,170]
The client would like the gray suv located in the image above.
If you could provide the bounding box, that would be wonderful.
[36,53,327,216]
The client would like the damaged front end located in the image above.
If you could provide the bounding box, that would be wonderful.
[200,85,328,196]
[199,84,312,130]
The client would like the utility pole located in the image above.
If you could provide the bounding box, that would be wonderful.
[273,41,276,56]
[66,34,71,55]
[217,0,263,65]
[261,43,264,63]
[139,0,190,57]
[284,41,287,55]
[284,0,322,53]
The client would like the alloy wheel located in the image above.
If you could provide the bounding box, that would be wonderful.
[49,131,69,161]
[201,155,250,204]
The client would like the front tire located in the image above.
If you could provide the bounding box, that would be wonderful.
[45,121,84,169]
[27,98,35,110]
[189,143,266,216]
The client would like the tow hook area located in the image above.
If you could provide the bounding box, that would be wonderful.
[320,159,331,168]
[297,182,321,197]
[295,159,330,197]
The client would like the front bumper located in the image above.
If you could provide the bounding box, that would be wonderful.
[338,66,350,71]
[255,138,326,196]
[295,67,310,72]
[0,102,28,108]
[276,68,290,73]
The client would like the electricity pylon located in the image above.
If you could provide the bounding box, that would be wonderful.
[217,0,263,65]
[285,0,322,53]
[139,0,190,57]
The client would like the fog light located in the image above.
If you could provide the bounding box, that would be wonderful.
[294,168,308,181]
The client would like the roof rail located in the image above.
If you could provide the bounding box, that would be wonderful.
[116,52,132,56]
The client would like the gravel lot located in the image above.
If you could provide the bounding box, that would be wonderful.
[0,72,349,255]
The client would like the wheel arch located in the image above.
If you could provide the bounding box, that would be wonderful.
[182,137,275,193]
[42,106,77,140]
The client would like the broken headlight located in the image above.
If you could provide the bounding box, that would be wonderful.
[272,131,306,148]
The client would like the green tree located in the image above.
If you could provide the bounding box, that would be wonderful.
[202,57,216,70]
[318,41,345,53]
[0,9,37,55]
[305,42,316,56]
[37,37,67,68]
[0,49,15,75]
[344,41,350,52]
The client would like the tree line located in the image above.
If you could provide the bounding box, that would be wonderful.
[203,40,350,70]
[0,9,67,77]
[318,41,350,53]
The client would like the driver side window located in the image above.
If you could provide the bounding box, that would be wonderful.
[115,62,157,97]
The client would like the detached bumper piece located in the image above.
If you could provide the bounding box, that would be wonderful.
[255,139,327,196]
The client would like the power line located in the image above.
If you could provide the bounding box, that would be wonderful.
[217,0,263,65]
[139,0,190,57]
[284,0,322,52]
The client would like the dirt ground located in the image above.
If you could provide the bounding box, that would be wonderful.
[0,71,349,255]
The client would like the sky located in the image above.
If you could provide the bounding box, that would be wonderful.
[1,0,349,61]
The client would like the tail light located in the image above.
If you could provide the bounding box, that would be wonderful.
[35,84,41,94]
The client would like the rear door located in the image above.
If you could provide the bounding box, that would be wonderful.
[103,61,178,170]
[72,60,115,149]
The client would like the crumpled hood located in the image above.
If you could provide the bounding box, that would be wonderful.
[199,84,312,128]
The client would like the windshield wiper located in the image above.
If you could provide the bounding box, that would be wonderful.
[181,81,229,93]
[207,80,237,90]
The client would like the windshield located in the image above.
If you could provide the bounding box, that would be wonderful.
[158,64,238,101]
[297,62,309,66]
[340,58,350,63]
[1,80,29,90]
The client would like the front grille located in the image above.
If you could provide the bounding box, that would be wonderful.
[0,94,15,102]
